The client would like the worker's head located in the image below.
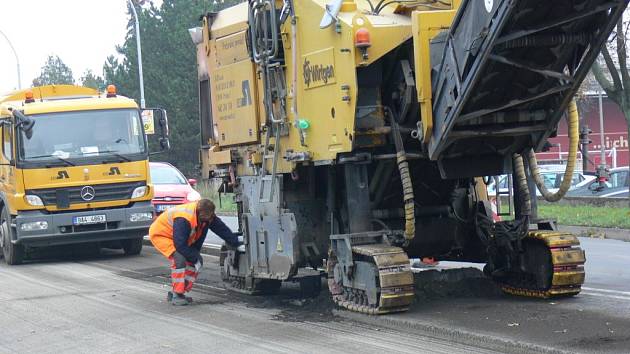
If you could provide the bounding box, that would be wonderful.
[196,199,216,223]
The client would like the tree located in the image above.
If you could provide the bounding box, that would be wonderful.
[32,55,74,86]
[80,70,106,91]
[591,14,630,205]
[103,0,242,177]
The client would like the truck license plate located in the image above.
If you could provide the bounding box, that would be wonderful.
[156,204,175,212]
[73,215,107,225]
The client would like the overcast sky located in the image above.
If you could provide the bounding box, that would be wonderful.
[0,1,132,93]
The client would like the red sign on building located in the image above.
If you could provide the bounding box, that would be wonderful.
[537,95,629,170]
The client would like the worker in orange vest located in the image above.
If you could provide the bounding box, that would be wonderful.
[149,199,240,305]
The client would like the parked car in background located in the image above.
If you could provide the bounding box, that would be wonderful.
[566,167,629,198]
[486,171,593,197]
[149,162,201,214]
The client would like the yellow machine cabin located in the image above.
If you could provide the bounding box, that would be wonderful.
[0,85,170,265]
[192,0,626,314]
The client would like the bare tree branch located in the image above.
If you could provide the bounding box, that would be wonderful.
[592,60,622,105]
[616,19,630,104]
[600,44,623,93]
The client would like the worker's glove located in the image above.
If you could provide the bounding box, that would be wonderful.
[193,253,203,272]
[236,235,245,252]
[194,259,203,272]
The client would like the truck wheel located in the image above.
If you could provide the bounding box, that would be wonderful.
[122,238,143,256]
[1,208,24,265]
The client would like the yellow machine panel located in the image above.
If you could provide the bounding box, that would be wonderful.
[302,48,337,90]
[210,61,259,146]
[411,9,457,144]
[206,9,260,147]
[215,30,250,65]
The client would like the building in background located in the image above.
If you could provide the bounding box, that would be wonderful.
[537,94,629,170]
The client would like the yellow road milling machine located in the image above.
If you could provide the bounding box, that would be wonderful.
[192,0,628,314]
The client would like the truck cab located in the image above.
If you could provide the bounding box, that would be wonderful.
[0,85,169,264]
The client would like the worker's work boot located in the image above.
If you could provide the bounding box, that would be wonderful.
[168,291,192,305]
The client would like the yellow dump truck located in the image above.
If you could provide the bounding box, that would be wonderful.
[0,85,169,264]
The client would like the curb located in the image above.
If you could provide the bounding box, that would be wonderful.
[334,311,569,354]
[142,237,222,256]
[558,225,630,242]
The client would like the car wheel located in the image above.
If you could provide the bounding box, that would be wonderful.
[122,237,143,256]
[1,207,24,265]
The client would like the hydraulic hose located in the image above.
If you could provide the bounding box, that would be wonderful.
[527,99,579,202]
[398,152,416,240]
[512,153,531,217]
[391,118,415,241]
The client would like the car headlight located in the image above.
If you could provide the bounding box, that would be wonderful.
[131,186,148,199]
[20,221,48,231]
[25,195,44,206]
[129,212,153,222]
[187,190,201,202]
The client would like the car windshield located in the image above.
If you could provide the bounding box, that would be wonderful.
[151,166,187,185]
[541,172,583,189]
[610,170,629,188]
[541,173,557,189]
[18,109,146,163]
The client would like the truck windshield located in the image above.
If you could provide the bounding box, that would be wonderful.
[18,109,146,164]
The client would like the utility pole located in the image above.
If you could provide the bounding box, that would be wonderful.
[598,91,606,167]
[596,90,609,187]
[128,0,146,108]
[0,29,22,89]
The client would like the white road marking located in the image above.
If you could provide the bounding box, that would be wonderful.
[582,287,630,296]
[581,292,630,301]
[582,287,630,301]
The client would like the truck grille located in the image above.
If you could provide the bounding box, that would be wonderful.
[153,196,186,203]
[27,182,145,208]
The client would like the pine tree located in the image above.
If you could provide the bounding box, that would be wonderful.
[80,70,106,91]
[32,55,74,86]
[104,0,243,176]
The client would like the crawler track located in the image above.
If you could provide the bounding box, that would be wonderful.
[499,231,585,298]
[332,244,415,315]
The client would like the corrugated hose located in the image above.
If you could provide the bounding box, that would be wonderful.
[526,99,579,202]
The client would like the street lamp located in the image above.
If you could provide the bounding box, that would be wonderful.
[0,29,22,90]
[128,0,146,108]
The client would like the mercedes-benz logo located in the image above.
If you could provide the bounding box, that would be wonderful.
[80,186,96,201]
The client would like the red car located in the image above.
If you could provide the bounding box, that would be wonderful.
[149,162,201,214]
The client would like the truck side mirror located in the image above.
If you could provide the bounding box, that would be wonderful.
[12,109,35,139]
[143,108,171,154]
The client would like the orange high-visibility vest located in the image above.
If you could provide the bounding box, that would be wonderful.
[149,202,205,258]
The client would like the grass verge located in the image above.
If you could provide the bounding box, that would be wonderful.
[194,180,237,213]
[538,204,630,229]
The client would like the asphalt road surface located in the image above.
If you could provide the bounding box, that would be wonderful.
[0,248,502,354]
[210,217,630,296]
[205,217,630,353]
[2,219,629,353]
